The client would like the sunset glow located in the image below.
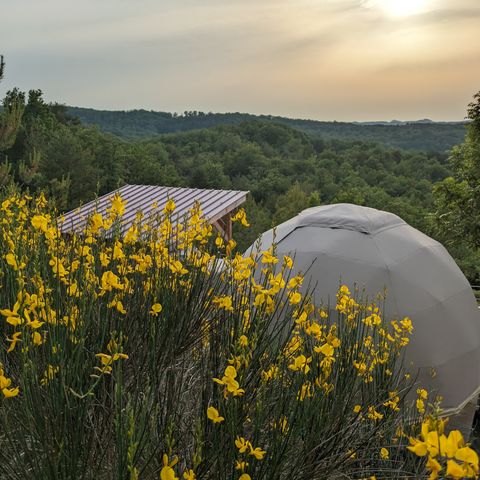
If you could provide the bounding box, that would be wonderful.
[376,0,430,17]
[1,0,479,121]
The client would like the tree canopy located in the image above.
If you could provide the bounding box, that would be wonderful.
[68,106,467,152]
[432,92,480,282]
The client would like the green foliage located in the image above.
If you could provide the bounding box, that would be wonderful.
[68,106,467,152]
[233,195,272,249]
[433,91,480,282]
[468,92,480,138]
[0,62,25,162]
[0,89,25,152]
[273,183,318,225]
[2,88,472,280]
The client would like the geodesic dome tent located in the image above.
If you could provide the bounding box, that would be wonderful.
[246,203,480,415]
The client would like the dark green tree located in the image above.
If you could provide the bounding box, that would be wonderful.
[0,60,25,189]
[273,183,319,225]
[0,55,5,81]
[433,92,480,249]
[41,124,99,208]
[0,62,26,153]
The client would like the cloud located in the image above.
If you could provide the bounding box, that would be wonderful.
[356,0,480,28]
[406,7,480,25]
[1,0,479,120]
[261,32,339,64]
[380,52,480,74]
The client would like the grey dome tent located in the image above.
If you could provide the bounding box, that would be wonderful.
[246,203,480,415]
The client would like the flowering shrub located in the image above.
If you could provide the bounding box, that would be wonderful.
[0,191,474,479]
[408,417,479,479]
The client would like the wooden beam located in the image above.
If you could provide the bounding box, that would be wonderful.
[213,220,226,238]
[212,212,232,241]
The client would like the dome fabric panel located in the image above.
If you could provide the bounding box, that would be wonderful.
[247,203,480,414]
[298,203,406,234]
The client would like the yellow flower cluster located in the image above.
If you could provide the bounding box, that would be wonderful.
[351,307,414,384]
[0,363,18,397]
[408,418,479,479]
[235,436,266,460]
[207,406,224,424]
[336,285,359,319]
[0,194,196,395]
[94,351,128,375]
[231,208,250,227]
[213,365,245,397]
[416,388,428,414]
[0,290,47,356]
[159,454,196,480]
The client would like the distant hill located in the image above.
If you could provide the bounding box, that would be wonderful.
[67,107,467,152]
[353,119,437,125]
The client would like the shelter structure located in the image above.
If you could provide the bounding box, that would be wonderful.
[247,203,480,415]
[60,184,248,241]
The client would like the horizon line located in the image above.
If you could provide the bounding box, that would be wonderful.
[66,105,467,125]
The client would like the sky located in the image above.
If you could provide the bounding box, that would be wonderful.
[1,0,479,121]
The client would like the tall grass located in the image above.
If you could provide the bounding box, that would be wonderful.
[0,192,453,479]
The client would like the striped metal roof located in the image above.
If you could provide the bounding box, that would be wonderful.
[59,184,248,235]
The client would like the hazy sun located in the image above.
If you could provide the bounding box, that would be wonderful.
[370,0,429,17]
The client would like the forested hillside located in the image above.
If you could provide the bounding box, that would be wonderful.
[68,106,467,152]
[2,89,479,280]
[0,91,451,247]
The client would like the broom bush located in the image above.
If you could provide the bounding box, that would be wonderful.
[0,191,476,479]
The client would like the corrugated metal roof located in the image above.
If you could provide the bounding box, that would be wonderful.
[59,184,248,235]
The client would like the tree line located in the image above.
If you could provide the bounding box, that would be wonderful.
[68,106,467,152]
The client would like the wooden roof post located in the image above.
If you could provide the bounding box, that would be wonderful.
[225,212,232,242]
[213,212,232,241]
